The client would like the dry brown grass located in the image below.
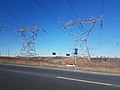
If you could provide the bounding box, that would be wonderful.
[0,56,120,74]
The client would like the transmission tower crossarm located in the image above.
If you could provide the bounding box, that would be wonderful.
[62,18,96,27]
[19,26,41,32]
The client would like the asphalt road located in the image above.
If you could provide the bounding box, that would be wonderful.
[0,64,120,90]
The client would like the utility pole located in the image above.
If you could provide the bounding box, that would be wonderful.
[0,24,4,57]
[8,45,10,57]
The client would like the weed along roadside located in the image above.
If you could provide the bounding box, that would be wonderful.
[0,56,120,74]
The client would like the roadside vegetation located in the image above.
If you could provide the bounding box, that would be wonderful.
[0,56,120,74]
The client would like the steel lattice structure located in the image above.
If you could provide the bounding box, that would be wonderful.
[18,26,41,57]
[62,16,103,64]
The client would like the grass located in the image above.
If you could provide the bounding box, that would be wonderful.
[0,56,120,74]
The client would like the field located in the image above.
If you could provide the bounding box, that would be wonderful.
[0,56,120,74]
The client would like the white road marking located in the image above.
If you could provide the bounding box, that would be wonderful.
[57,76,120,88]
[0,64,120,88]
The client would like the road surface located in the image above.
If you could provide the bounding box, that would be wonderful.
[0,64,120,90]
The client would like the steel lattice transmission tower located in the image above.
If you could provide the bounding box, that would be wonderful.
[18,26,41,57]
[62,16,103,64]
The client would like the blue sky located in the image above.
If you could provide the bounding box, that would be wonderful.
[0,0,120,56]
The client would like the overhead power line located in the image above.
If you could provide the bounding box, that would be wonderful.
[0,19,66,53]
[101,0,104,15]
[0,18,21,28]
[33,0,66,33]
[33,0,58,22]
[67,0,78,19]
[0,8,34,26]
